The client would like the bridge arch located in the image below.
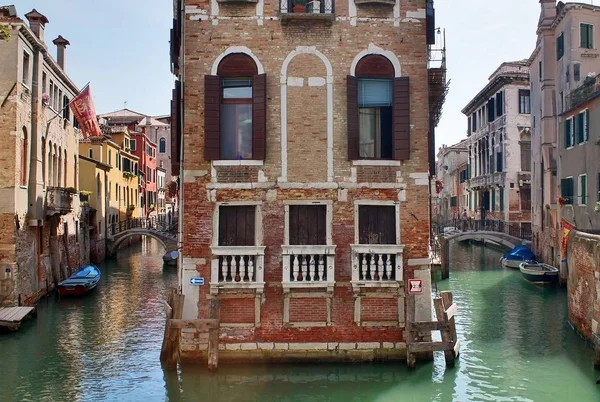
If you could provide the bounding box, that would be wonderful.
[444,232,521,250]
[437,230,532,279]
[108,229,177,257]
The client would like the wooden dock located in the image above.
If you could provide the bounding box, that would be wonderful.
[0,307,36,331]
[406,290,460,369]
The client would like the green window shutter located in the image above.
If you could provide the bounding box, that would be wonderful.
[500,188,505,211]
[491,189,496,211]
[581,175,587,204]
[564,119,572,148]
[585,110,589,142]
[577,113,585,144]
[581,24,594,49]
[557,33,565,60]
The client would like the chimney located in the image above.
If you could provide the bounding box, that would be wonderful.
[52,35,70,70]
[24,9,49,42]
[539,0,558,26]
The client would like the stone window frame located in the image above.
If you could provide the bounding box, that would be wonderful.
[210,200,265,292]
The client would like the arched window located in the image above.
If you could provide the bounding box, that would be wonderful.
[21,127,28,186]
[57,147,62,187]
[159,137,166,153]
[205,53,266,161]
[348,54,410,161]
[41,137,46,188]
[73,156,77,190]
[47,142,52,186]
[63,150,67,188]
[355,56,394,159]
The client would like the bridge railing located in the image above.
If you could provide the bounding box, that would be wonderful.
[434,219,531,241]
[109,217,178,237]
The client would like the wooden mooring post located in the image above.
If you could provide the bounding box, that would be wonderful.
[160,288,220,370]
[406,290,460,369]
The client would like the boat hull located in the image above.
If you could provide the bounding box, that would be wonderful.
[519,263,559,283]
[501,258,523,269]
[57,265,101,297]
[58,283,98,296]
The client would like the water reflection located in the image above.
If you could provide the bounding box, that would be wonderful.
[1,240,599,402]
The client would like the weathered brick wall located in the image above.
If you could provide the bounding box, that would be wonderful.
[567,230,600,340]
[361,297,399,322]
[221,297,255,323]
[180,0,432,358]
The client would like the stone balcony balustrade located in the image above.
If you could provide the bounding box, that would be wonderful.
[209,246,266,294]
[45,187,75,216]
[281,245,336,292]
[350,244,404,291]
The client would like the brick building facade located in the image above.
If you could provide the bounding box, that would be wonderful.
[172,0,441,361]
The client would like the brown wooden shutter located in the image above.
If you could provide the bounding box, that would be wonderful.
[218,206,256,246]
[252,74,267,160]
[347,75,359,160]
[204,75,220,160]
[393,76,410,161]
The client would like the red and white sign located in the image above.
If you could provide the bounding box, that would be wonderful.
[408,279,423,294]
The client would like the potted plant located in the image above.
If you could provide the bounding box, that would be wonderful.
[595,201,600,213]
[558,196,567,207]
[293,0,307,13]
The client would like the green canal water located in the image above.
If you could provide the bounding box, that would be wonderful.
[1,240,599,401]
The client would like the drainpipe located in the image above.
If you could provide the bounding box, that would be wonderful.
[177,0,185,292]
[27,43,42,227]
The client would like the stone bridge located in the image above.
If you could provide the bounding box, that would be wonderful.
[433,220,533,279]
[106,218,178,257]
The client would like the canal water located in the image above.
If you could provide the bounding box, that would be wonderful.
[1,239,599,401]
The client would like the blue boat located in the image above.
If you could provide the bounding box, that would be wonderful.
[500,245,536,269]
[57,265,101,296]
[163,250,178,267]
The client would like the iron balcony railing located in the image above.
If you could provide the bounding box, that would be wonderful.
[280,0,334,14]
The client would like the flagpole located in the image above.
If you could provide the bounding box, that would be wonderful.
[44,82,91,140]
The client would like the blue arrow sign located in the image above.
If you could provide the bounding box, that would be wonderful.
[189,277,205,286]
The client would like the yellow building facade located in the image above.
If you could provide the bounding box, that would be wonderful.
[79,127,141,234]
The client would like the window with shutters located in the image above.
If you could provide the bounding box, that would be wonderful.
[347,54,409,161]
[130,139,136,151]
[282,202,335,288]
[557,32,564,60]
[205,53,266,161]
[575,110,588,144]
[578,174,587,205]
[218,206,256,246]
[358,205,396,245]
[496,91,503,116]
[518,89,530,114]
[574,63,581,82]
[561,177,574,205]
[565,117,574,148]
[351,202,403,286]
[211,204,265,292]
[581,23,594,49]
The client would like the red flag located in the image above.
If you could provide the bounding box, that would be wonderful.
[70,85,102,138]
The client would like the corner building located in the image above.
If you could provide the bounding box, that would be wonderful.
[175,0,438,361]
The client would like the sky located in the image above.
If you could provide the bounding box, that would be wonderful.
[13,0,598,145]
[16,0,174,116]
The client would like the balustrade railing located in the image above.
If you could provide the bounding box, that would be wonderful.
[210,246,265,291]
[351,244,404,287]
[282,245,335,289]
[280,0,334,14]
